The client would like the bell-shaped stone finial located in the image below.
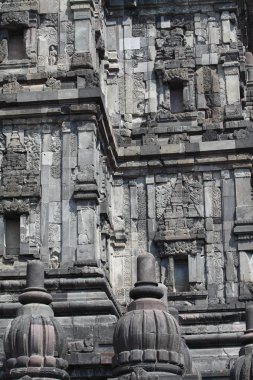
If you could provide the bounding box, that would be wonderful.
[4,260,69,380]
[112,252,184,379]
[230,306,253,380]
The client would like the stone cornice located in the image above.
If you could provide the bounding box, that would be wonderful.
[0,88,252,170]
[105,0,238,11]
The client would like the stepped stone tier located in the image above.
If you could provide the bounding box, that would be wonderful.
[0,0,253,379]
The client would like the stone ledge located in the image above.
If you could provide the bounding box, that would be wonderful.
[167,291,208,301]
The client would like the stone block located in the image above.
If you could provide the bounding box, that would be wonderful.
[205,218,213,231]
[239,251,253,282]
[236,206,253,220]
[158,350,169,362]
[40,0,59,13]
[101,352,113,364]
[118,351,130,364]
[143,349,156,362]
[160,16,171,28]
[119,38,141,50]
[130,350,142,363]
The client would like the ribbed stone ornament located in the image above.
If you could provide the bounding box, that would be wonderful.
[230,306,253,380]
[114,309,182,364]
[112,253,184,377]
[4,260,69,380]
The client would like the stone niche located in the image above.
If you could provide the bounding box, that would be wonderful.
[154,173,206,295]
[0,9,38,66]
[0,131,40,261]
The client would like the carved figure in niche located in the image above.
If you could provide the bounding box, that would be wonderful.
[48,45,57,66]
[50,250,60,269]
[0,133,6,151]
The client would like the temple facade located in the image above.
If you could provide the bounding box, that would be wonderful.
[0,0,253,379]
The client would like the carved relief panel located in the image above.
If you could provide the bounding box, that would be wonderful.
[154,173,205,293]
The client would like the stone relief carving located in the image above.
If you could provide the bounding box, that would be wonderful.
[156,178,177,220]
[0,38,8,63]
[68,334,94,353]
[0,133,6,151]
[157,240,198,258]
[0,131,40,198]
[2,75,25,94]
[38,27,57,49]
[50,130,61,179]
[163,68,188,82]
[24,132,40,172]
[66,22,75,56]
[0,11,29,26]
[48,45,58,66]
[207,246,225,303]
[196,67,221,110]
[49,250,60,269]
[0,199,30,214]
[101,216,111,279]
[133,73,146,115]
[155,173,204,243]
[48,224,61,244]
[44,76,61,90]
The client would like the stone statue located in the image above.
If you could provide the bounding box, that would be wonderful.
[48,45,57,66]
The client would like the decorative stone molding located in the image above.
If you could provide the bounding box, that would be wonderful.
[0,199,30,214]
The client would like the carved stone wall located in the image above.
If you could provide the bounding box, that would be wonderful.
[0,0,252,379]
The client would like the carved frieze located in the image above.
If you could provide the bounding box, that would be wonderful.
[157,240,199,257]
[0,199,30,214]
[0,0,39,12]
[164,68,188,82]
[2,75,25,94]
[0,11,30,26]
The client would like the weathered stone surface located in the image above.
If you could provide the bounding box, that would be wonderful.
[0,0,251,379]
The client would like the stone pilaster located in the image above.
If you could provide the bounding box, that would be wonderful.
[70,0,96,69]
[74,123,99,265]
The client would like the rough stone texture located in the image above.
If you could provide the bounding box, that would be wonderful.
[0,0,252,379]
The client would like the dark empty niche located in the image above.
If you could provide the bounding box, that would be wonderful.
[5,215,20,256]
[170,82,184,114]
[174,256,189,292]
[8,30,26,60]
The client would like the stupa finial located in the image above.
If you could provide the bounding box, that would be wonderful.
[4,260,69,380]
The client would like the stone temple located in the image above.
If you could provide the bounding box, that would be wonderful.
[1,0,253,380]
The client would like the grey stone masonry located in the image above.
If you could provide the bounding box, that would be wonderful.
[0,0,253,379]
